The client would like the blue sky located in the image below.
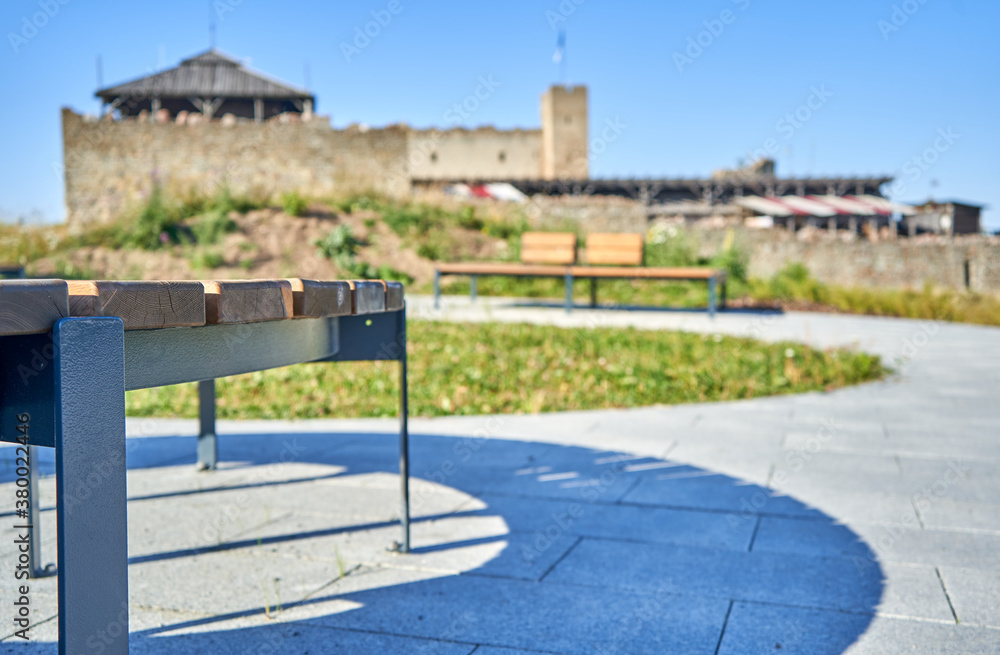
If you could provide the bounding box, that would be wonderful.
[2,0,997,229]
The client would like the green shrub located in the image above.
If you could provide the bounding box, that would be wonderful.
[457,206,484,231]
[645,224,700,267]
[281,191,308,217]
[315,224,362,265]
[190,210,238,246]
[189,249,226,269]
[417,243,443,261]
[125,186,184,250]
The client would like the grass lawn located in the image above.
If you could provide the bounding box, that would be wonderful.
[126,320,886,419]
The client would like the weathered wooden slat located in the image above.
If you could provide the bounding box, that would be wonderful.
[202,280,293,324]
[68,281,205,329]
[0,279,70,336]
[348,280,386,315]
[383,281,405,310]
[286,278,352,318]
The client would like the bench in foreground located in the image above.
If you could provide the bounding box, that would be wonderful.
[0,277,407,655]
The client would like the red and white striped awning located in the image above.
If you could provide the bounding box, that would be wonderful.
[735,195,915,218]
[444,183,527,203]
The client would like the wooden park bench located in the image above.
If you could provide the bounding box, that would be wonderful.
[433,232,727,317]
[0,277,407,654]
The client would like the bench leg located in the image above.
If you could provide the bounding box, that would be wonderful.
[197,379,218,471]
[721,279,728,311]
[54,318,129,655]
[708,277,717,320]
[470,275,477,303]
[398,308,410,553]
[565,273,573,313]
[590,278,597,308]
[433,271,441,310]
[27,445,46,578]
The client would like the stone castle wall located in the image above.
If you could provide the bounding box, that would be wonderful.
[694,229,1000,293]
[62,109,411,225]
[406,128,542,181]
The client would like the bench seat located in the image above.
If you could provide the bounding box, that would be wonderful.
[435,262,571,277]
[569,266,723,280]
[433,231,727,317]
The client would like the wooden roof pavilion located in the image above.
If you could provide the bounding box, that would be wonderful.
[95,49,315,122]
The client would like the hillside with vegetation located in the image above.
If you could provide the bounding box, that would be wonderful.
[4,188,999,327]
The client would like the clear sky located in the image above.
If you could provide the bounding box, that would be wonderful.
[1,0,997,229]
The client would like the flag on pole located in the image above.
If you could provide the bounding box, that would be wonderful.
[553,31,565,63]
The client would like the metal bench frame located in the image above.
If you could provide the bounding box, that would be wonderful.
[1,308,408,655]
[433,267,726,318]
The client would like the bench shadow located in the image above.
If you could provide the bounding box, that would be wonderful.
[5,429,882,653]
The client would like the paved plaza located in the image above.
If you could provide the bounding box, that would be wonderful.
[2,296,999,653]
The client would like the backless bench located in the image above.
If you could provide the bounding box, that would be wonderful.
[0,277,407,655]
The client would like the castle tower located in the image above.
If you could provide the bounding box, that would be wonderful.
[540,85,588,179]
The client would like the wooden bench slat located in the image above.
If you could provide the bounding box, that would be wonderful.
[586,250,644,266]
[348,280,386,315]
[521,232,577,265]
[286,278,352,318]
[69,281,206,329]
[0,279,70,336]
[378,281,405,311]
[586,233,645,266]
[569,266,724,280]
[436,263,571,276]
[521,232,577,247]
[202,280,293,324]
[521,247,576,265]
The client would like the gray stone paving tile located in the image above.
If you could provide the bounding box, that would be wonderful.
[764,486,922,526]
[718,602,1000,654]
[128,548,343,616]
[939,566,1000,628]
[472,492,757,551]
[286,565,730,654]
[917,497,1000,533]
[129,622,478,655]
[754,517,1000,570]
[240,510,579,582]
[545,538,953,620]
[621,473,820,517]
